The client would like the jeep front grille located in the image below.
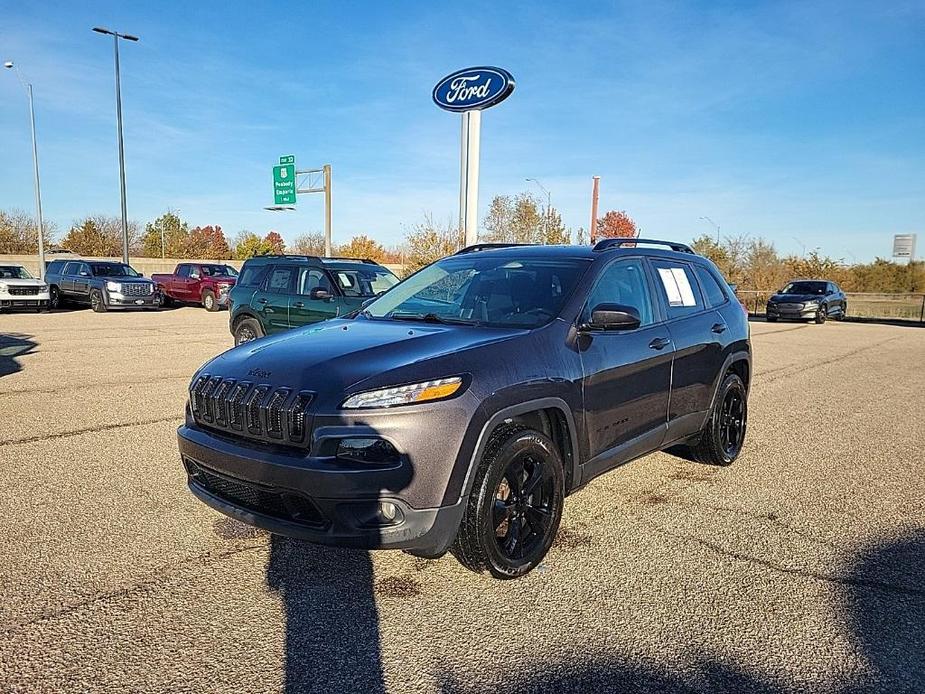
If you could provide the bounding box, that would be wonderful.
[190,375,313,445]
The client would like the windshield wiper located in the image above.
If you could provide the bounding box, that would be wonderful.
[388,312,478,326]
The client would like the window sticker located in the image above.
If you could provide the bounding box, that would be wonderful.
[658,267,697,307]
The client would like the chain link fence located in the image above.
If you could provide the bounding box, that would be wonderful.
[736,291,925,323]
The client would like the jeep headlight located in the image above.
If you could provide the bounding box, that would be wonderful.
[106,281,122,292]
[341,376,464,409]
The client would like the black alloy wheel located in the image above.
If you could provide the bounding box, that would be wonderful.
[718,387,746,459]
[451,426,564,578]
[49,285,60,310]
[815,305,827,324]
[689,372,748,466]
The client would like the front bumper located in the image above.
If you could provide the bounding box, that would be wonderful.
[0,292,49,308]
[106,290,161,308]
[177,419,468,555]
[766,304,819,320]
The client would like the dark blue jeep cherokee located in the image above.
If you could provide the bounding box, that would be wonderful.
[178,239,751,578]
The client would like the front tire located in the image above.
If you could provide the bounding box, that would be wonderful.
[90,289,107,313]
[49,285,62,310]
[836,303,846,321]
[202,290,218,312]
[451,426,564,579]
[689,373,748,466]
[233,317,264,346]
[815,306,827,324]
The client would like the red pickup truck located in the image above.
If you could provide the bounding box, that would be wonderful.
[152,263,238,311]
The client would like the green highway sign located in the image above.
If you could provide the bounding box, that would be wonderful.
[273,163,296,205]
[279,154,295,165]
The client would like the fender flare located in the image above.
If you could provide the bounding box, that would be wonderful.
[457,396,581,502]
[705,350,751,416]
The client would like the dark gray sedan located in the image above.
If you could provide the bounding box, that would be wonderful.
[766,280,846,323]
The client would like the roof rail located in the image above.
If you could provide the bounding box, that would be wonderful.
[593,238,695,254]
[250,254,376,264]
[454,243,537,255]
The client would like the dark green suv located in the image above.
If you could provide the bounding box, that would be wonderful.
[228,255,399,345]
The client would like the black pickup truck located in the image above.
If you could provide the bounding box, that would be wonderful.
[45,259,161,312]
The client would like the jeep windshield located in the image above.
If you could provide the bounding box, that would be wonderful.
[362,255,588,328]
[90,263,141,278]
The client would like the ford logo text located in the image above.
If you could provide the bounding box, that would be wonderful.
[432,66,515,113]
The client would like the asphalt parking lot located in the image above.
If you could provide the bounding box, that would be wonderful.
[1,308,923,693]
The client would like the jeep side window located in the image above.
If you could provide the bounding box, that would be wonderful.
[651,261,704,319]
[583,258,655,326]
[266,266,295,294]
[693,264,728,308]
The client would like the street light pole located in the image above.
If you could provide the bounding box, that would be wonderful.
[93,27,138,265]
[4,61,46,280]
[699,216,720,245]
[525,178,551,241]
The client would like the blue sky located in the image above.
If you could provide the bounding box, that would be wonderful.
[1,1,923,261]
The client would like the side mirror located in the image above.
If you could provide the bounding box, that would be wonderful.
[581,303,641,331]
[310,287,332,300]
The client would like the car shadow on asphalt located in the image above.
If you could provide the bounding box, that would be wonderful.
[0,332,37,378]
[267,537,385,694]
[439,530,925,692]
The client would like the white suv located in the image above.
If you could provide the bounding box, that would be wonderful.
[0,264,50,312]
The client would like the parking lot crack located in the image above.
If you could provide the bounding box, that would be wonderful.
[0,415,184,446]
[0,541,267,636]
[643,519,925,599]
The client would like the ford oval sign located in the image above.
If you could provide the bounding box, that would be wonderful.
[432,66,515,112]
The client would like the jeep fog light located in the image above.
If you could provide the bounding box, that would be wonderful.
[336,438,400,465]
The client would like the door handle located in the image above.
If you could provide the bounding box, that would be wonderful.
[292,302,304,308]
[649,337,671,350]
[257,298,267,304]
[711,323,727,334]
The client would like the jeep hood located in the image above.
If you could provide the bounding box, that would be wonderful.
[204,318,525,394]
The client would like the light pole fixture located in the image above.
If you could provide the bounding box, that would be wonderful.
[525,178,552,241]
[93,26,138,265]
[4,60,46,280]
[699,216,720,245]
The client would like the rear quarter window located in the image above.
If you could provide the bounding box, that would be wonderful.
[237,264,269,288]
[693,264,729,308]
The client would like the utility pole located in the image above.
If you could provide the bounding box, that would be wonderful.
[93,27,138,264]
[526,178,551,241]
[3,61,46,279]
[323,164,332,257]
[589,176,600,244]
[699,216,720,245]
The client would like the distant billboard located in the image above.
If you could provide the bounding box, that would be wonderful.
[892,234,917,259]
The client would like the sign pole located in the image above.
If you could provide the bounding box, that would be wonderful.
[458,114,468,241]
[323,164,333,257]
[461,110,481,247]
[589,176,600,244]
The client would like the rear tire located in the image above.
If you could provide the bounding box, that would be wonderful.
[450,426,564,579]
[233,316,264,346]
[689,373,748,466]
[90,289,107,313]
[202,290,218,312]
